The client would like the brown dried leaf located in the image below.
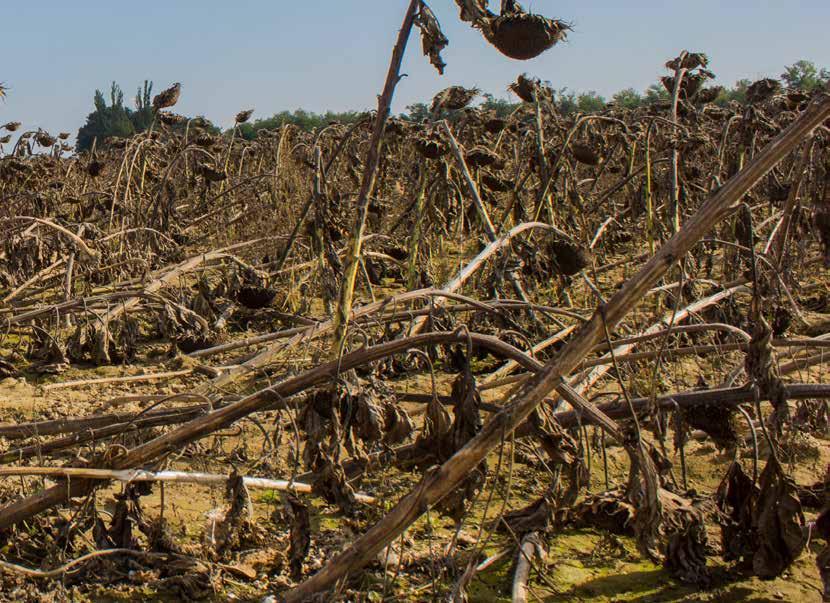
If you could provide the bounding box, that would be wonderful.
[753,457,806,579]
[715,461,759,566]
[284,494,311,580]
[453,0,492,24]
[311,453,357,516]
[415,2,449,75]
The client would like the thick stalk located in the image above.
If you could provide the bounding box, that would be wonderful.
[330,0,419,359]
[285,93,830,602]
[406,165,429,290]
[767,139,813,265]
[668,51,688,234]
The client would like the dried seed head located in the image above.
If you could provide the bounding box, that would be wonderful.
[87,159,104,177]
[694,86,723,105]
[196,163,227,182]
[480,171,513,192]
[34,130,56,147]
[484,10,570,61]
[2,121,21,132]
[666,52,709,71]
[414,132,448,159]
[152,82,181,110]
[509,73,548,103]
[746,78,781,104]
[58,132,70,140]
[465,146,505,169]
[158,111,186,126]
[235,109,254,124]
[0,135,10,144]
[484,116,507,134]
[570,142,600,166]
[193,133,216,148]
[430,86,480,113]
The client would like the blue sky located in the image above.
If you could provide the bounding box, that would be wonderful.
[3,1,829,137]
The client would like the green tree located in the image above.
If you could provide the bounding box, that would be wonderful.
[400,103,432,122]
[715,79,750,106]
[576,91,606,113]
[612,87,644,109]
[553,89,607,115]
[76,82,135,151]
[237,109,364,140]
[131,80,155,132]
[644,82,670,104]
[781,60,829,91]
[480,93,519,118]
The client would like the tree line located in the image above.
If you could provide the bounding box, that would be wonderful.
[75,60,828,150]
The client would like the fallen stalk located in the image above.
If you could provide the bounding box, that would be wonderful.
[284,92,830,602]
[0,468,376,504]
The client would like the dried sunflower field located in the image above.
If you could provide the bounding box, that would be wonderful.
[1,1,830,601]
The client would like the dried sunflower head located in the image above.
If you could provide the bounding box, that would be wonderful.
[196,162,227,182]
[34,130,56,147]
[193,133,216,148]
[484,4,570,61]
[153,82,181,110]
[2,121,21,132]
[414,130,448,159]
[465,146,505,169]
[87,159,104,177]
[570,142,600,166]
[746,78,781,104]
[509,73,551,103]
[158,112,186,126]
[235,109,254,124]
[694,86,723,105]
[484,116,507,134]
[431,86,480,113]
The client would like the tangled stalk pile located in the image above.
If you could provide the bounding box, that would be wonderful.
[1,2,830,601]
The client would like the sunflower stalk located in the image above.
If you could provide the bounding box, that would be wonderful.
[330,0,421,361]
[285,92,830,602]
[406,165,430,290]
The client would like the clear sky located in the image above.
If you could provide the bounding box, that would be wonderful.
[3,1,829,137]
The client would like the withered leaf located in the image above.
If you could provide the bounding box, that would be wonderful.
[284,494,311,580]
[753,457,806,579]
[715,461,759,566]
[415,2,449,75]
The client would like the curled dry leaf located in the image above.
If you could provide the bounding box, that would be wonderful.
[311,453,358,516]
[453,0,492,24]
[753,456,806,579]
[415,1,449,75]
[715,461,759,567]
[284,494,311,580]
[568,489,636,535]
